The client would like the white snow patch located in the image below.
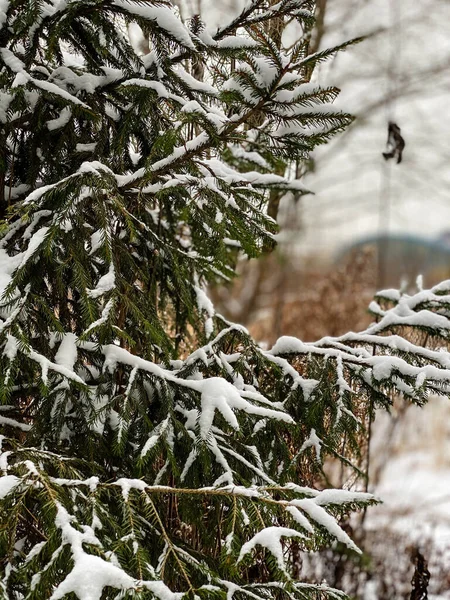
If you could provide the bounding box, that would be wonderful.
[55,333,78,371]
[140,417,171,457]
[47,107,72,131]
[87,263,115,298]
[84,299,114,335]
[112,0,194,49]
[50,552,135,600]
[300,429,322,461]
[194,282,215,339]
[18,226,49,269]
[3,334,18,360]
[0,0,9,29]
[0,474,20,498]
[292,498,361,553]
[238,526,305,573]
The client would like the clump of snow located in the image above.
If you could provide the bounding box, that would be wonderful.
[18,226,49,270]
[194,281,215,339]
[198,378,240,439]
[0,0,8,30]
[50,552,135,600]
[3,333,18,360]
[55,333,78,371]
[197,377,293,440]
[299,429,322,461]
[87,263,115,299]
[50,503,136,600]
[114,478,147,500]
[292,498,361,553]
[142,580,183,600]
[0,47,25,73]
[270,336,307,355]
[0,474,20,499]
[314,489,374,506]
[76,143,97,153]
[112,0,195,49]
[238,527,305,574]
[11,72,28,88]
[47,107,72,131]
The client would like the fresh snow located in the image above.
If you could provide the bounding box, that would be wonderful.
[0,248,22,303]
[299,429,322,461]
[238,527,306,574]
[84,299,114,335]
[198,378,241,439]
[141,581,183,600]
[0,47,25,73]
[50,552,135,600]
[50,503,135,600]
[46,106,72,131]
[87,263,115,299]
[194,280,215,339]
[3,333,18,360]
[0,0,8,29]
[112,1,195,49]
[292,498,361,553]
[140,417,171,457]
[31,77,90,109]
[18,226,49,270]
[0,474,20,498]
[54,333,78,371]
[198,377,293,439]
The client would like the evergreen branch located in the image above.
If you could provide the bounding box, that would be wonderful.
[146,495,195,593]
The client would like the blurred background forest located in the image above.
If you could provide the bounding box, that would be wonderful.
[172,1,450,599]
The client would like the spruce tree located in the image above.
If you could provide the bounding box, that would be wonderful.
[0,1,448,599]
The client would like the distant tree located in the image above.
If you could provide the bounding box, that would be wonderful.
[0,2,449,600]
[299,0,450,258]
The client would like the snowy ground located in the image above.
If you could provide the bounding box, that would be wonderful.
[366,396,450,598]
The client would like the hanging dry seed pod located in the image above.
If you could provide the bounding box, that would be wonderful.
[410,548,430,600]
[382,121,405,163]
